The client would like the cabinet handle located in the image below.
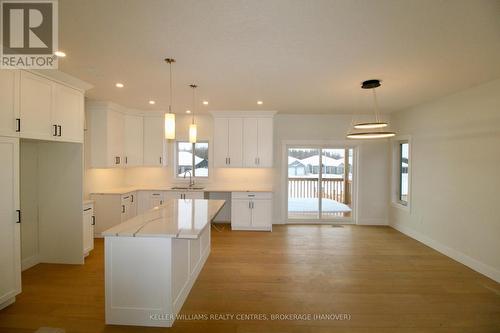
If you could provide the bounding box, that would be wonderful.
[251,202,254,209]
[152,193,160,196]
[160,200,163,205]
[228,157,231,165]
[131,194,134,203]
[91,216,95,225]
[248,201,251,209]
[123,196,129,199]
[84,207,92,211]
[115,156,120,165]
[16,118,20,132]
[53,124,58,136]
[125,156,128,164]
[16,209,21,223]
[121,205,125,213]
[58,125,62,137]
[159,156,162,164]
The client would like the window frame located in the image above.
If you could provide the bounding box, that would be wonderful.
[174,140,210,180]
[391,136,411,211]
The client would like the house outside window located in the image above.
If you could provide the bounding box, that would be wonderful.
[176,141,209,178]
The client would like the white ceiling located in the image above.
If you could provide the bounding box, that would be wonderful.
[58,0,500,114]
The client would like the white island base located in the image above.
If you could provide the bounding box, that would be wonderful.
[103,199,224,327]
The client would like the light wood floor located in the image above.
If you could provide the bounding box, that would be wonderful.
[1,225,499,333]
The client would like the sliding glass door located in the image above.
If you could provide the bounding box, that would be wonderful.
[287,147,354,221]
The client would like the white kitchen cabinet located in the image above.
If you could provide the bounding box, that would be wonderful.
[165,191,205,200]
[0,137,21,308]
[83,202,95,256]
[87,103,125,168]
[137,191,166,214]
[143,116,166,167]
[0,70,19,137]
[52,83,84,143]
[212,112,275,168]
[19,71,53,141]
[230,192,272,231]
[124,115,144,167]
[90,191,137,237]
[213,117,243,167]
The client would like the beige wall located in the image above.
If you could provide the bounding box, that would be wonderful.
[389,78,500,282]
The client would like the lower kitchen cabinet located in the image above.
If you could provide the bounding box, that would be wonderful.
[165,191,205,200]
[83,201,95,256]
[90,192,138,237]
[137,191,166,214]
[230,192,272,231]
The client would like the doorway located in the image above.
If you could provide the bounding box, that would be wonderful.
[287,146,354,222]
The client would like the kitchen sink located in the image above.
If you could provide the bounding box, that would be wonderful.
[170,186,205,190]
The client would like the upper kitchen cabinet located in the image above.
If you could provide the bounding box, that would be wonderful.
[124,114,144,167]
[213,117,243,167]
[87,102,125,168]
[211,111,275,168]
[243,117,274,167]
[0,70,19,137]
[143,115,166,167]
[52,83,85,143]
[19,71,53,141]
[0,70,87,142]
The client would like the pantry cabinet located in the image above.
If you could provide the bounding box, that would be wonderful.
[124,115,144,167]
[230,192,272,231]
[83,202,95,256]
[143,116,166,167]
[211,111,275,168]
[0,137,21,308]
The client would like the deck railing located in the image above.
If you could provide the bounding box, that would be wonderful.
[288,177,351,203]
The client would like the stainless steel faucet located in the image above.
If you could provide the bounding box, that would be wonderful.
[183,170,195,187]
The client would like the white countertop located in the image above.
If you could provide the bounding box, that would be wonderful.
[91,184,273,195]
[102,199,225,239]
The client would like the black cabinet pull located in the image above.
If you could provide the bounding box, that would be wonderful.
[84,207,92,211]
[53,124,58,136]
[58,125,62,137]
[115,156,120,164]
[121,205,125,213]
[125,156,128,164]
[159,156,162,164]
[16,210,21,223]
[131,194,134,203]
[15,118,20,132]
[91,216,95,225]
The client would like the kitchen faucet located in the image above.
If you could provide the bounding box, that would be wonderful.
[183,170,195,187]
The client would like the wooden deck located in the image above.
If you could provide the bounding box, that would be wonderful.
[0,225,499,332]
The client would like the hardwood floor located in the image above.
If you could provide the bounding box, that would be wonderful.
[1,225,499,332]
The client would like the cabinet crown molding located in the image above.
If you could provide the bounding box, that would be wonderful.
[209,110,277,118]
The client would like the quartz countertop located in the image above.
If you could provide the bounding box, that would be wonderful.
[91,184,273,195]
[102,199,225,239]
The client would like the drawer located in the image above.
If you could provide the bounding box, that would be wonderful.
[231,191,272,200]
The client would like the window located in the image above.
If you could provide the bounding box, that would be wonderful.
[176,141,209,178]
[398,141,409,206]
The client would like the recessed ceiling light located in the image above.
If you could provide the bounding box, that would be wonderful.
[54,51,66,57]
[186,110,191,114]
[115,82,124,88]
[149,100,155,105]
[257,100,263,105]
[202,101,208,105]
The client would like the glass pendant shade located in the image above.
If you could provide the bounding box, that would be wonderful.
[189,123,197,143]
[164,113,175,139]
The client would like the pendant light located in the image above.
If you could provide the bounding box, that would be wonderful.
[347,79,396,139]
[164,58,176,139]
[189,84,198,143]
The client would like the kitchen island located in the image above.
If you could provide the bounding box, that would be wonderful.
[102,199,225,327]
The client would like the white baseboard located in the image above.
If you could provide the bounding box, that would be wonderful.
[357,218,388,225]
[391,222,500,283]
[21,254,40,271]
